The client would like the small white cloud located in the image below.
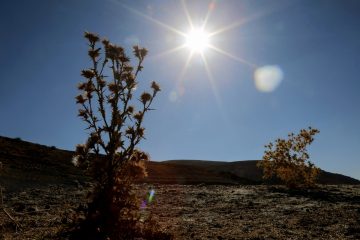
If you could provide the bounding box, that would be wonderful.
[254,65,284,92]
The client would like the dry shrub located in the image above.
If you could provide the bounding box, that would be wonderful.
[257,127,320,189]
[70,32,172,239]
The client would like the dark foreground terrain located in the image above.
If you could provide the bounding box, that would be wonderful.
[1,136,359,239]
[1,184,359,239]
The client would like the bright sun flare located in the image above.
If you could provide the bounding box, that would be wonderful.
[120,1,265,105]
[185,28,210,53]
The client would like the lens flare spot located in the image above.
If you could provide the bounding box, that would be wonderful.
[169,91,178,102]
[148,189,155,203]
[140,200,147,209]
[254,65,284,92]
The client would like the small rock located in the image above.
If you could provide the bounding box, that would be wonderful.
[12,202,26,212]
[77,203,87,212]
[213,223,222,228]
[27,206,39,215]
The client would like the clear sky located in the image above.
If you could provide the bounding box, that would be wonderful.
[1,0,359,179]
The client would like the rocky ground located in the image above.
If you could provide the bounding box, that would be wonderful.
[0,184,359,239]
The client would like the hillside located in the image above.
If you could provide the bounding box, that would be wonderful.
[145,160,360,185]
[0,136,86,191]
[0,136,359,191]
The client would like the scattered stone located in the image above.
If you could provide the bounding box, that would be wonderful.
[1,184,359,239]
[12,202,26,212]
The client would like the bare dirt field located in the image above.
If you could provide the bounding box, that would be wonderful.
[1,184,359,239]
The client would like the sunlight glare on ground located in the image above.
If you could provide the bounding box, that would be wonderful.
[185,28,210,53]
[254,65,284,92]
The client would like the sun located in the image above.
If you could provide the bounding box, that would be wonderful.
[119,1,260,105]
[185,28,210,53]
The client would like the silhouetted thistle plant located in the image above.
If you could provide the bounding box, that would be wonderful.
[72,32,171,240]
[257,127,320,189]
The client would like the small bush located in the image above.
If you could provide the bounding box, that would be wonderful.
[71,32,172,239]
[257,127,320,189]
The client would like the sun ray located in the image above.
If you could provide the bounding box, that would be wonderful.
[208,2,292,37]
[149,45,187,61]
[169,51,194,102]
[178,51,194,83]
[181,0,194,29]
[119,2,187,37]
[201,53,223,109]
[202,53,230,125]
[202,0,216,30]
[208,44,257,69]
[208,11,264,37]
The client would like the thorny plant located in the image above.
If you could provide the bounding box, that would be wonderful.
[72,32,171,240]
[257,127,320,189]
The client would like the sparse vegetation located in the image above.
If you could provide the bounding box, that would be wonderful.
[257,127,320,189]
[1,136,359,239]
[72,32,171,239]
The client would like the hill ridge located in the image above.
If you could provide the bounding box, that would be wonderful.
[0,136,359,191]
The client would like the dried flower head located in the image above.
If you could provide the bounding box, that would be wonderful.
[124,65,133,72]
[137,127,145,137]
[127,106,134,114]
[130,149,150,163]
[108,82,118,93]
[140,48,148,58]
[96,78,106,88]
[78,82,87,90]
[72,155,80,167]
[133,46,140,58]
[102,38,109,47]
[120,56,130,63]
[88,48,101,59]
[78,109,88,119]
[75,143,87,155]
[105,43,124,60]
[85,81,95,93]
[133,46,148,60]
[81,69,95,79]
[140,92,152,104]
[151,81,161,92]
[76,94,87,104]
[134,112,143,122]
[125,74,135,86]
[126,127,135,136]
[84,32,99,44]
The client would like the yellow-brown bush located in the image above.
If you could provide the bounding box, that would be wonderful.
[71,32,172,240]
[257,127,320,189]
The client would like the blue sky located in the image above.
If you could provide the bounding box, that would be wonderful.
[0,0,359,179]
